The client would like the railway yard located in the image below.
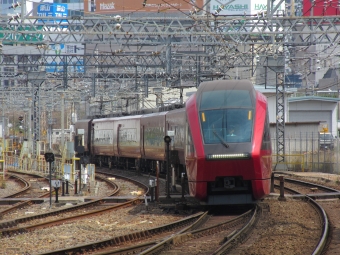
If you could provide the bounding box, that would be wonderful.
[2,0,340,254]
[0,169,339,254]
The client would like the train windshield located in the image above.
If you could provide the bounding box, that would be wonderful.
[199,90,253,144]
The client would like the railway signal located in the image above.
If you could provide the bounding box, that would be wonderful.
[45,152,55,207]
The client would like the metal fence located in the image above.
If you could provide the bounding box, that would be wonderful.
[272,132,340,174]
[4,155,63,177]
[3,133,340,176]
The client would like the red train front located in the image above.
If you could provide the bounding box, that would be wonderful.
[185,80,272,204]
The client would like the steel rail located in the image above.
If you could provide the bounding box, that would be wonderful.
[0,173,147,233]
[2,174,31,198]
[305,196,329,255]
[274,175,330,255]
[139,207,256,255]
[0,176,115,226]
[212,205,259,254]
[89,212,210,255]
[0,197,141,236]
[283,177,340,193]
[35,211,205,255]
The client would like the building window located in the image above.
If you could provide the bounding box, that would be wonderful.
[4,67,14,75]
[18,55,29,63]
[3,55,14,63]
[4,80,15,87]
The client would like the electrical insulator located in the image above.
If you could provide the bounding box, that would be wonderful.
[9,2,21,9]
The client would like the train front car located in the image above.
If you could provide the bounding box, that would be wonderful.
[185,80,272,205]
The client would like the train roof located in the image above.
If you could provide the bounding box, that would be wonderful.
[197,80,255,94]
[195,80,257,109]
[141,111,168,118]
[87,103,185,120]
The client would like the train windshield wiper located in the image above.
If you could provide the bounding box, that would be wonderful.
[213,130,229,148]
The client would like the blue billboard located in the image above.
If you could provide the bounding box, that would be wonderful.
[45,43,85,73]
[45,61,64,73]
[37,3,68,23]
[45,60,84,73]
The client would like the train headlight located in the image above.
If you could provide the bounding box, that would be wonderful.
[206,153,250,160]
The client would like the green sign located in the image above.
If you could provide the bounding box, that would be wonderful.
[0,25,44,43]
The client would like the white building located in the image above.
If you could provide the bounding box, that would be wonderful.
[288,96,340,136]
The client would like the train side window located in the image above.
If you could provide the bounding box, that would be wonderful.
[261,109,271,150]
[186,121,195,157]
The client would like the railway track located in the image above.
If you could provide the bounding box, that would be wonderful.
[0,172,148,235]
[1,173,47,198]
[0,173,51,219]
[0,174,118,224]
[140,206,259,255]
[35,211,206,255]
[57,205,259,255]
[274,175,340,195]
[273,174,330,255]
[0,169,332,254]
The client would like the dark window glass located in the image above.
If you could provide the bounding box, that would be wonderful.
[3,55,14,63]
[4,67,14,73]
[18,55,29,63]
[200,90,252,109]
[31,55,41,62]
[200,109,253,144]
[320,134,332,139]
[261,109,271,150]
[186,121,195,156]
[3,79,14,87]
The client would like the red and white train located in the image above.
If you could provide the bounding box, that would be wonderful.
[74,80,272,204]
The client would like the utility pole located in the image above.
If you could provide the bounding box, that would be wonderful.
[61,93,65,154]
[28,71,46,156]
[21,0,26,19]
